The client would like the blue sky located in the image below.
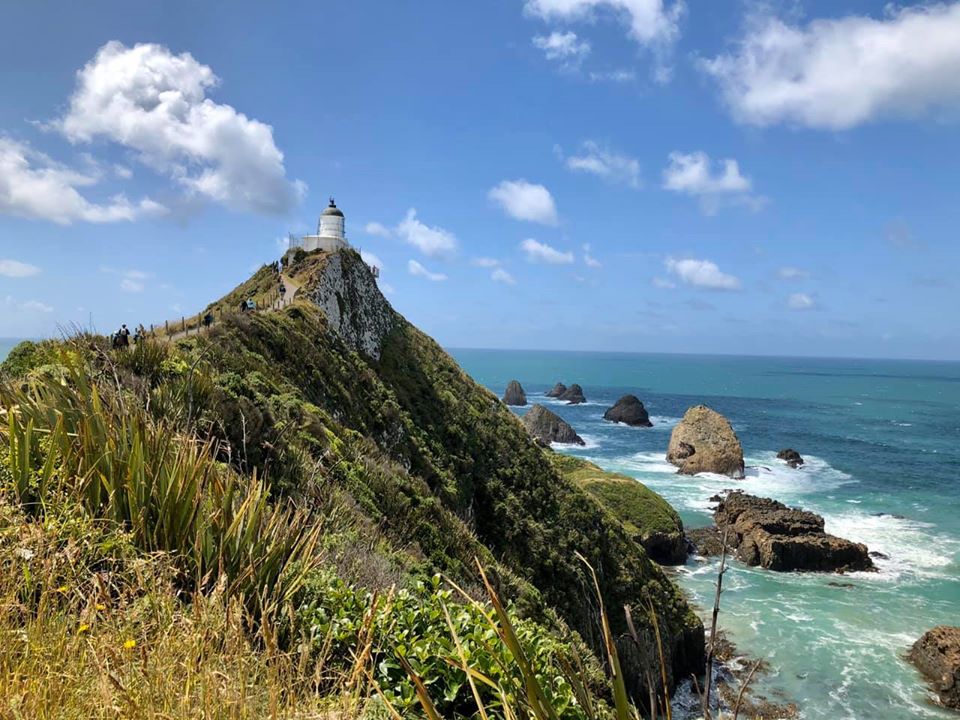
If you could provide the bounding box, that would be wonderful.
[1,0,958,360]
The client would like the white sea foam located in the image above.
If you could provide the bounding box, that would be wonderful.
[552,433,601,450]
[823,510,960,582]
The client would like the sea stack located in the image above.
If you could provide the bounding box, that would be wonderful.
[777,448,805,468]
[559,383,586,405]
[502,380,527,406]
[522,404,585,446]
[545,382,567,398]
[603,395,653,427]
[666,405,744,478]
[910,627,960,710]
[712,491,874,572]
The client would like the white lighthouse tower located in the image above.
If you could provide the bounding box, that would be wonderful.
[301,198,349,253]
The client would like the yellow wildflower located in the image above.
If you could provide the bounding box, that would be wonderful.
[78,623,90,634]
[56,585,68,593]
[95,603,106,611]
[123,639,137,649]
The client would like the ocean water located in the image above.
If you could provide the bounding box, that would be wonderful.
[452,349,960,720]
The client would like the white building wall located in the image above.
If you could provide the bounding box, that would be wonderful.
[301,235,349,253]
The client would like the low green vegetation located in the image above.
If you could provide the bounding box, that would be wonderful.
[0,250,707,717]
[549,454,682,539]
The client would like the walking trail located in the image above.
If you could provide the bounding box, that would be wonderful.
[163,273,301,342]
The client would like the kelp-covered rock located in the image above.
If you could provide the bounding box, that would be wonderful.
[604,394,653,427]
[667,405,744,478]
[910,626,960,710]
[713,492,874,572]
[502,380,527,406]
[521,404,584,446]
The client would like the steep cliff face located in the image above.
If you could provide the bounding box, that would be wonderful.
[189,249,705,695]
[300,250,394,359]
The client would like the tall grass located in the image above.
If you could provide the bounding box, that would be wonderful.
[0,351,321,623]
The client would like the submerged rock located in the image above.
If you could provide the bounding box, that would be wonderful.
[910,626,960,710]
[521,404,585,446]
[559,383,586,404]
[603,394,653,427]
[502,380,527,406]
[545,382,567,398]
[666,405,745,478]
[777,448,805,468]
[713,491,874,573]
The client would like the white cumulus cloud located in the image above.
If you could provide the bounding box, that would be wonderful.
[662,151,761,214]
[788,292,816,310]
[56,41,304,214]
[360,250,384,272]
[563,141,640,188]
[533,31,591,64]
[665,257,741,291]
[524,0,684,46]
[471,257,501,268]
[408,259,447,282]
[489,180,558,225]
[396,209,458,257]
[520,238,574,264]
[491,267,517,285]
[701,4,960,129]
[0,259,41,278]
[0,137,163,225]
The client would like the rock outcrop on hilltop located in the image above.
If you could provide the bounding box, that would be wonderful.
[546,382,567,398]
[522,404,585,446]
[666,405,745,478]
[910,627,960,710]
[604,394,653,427]
[709,492,874,572]
[502,380,527,406]
[777,448,804,468]
[559,383,586,404]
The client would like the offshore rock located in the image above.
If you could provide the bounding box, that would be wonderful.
[546,382,567,398]
[667,405,745,478]
[910,626,960,710]
[714,491,874,572]
[559,383,586,404]
[777,448,805,468]
[522,404,585,446]
[502,380,527,406]
[604,394,653,427]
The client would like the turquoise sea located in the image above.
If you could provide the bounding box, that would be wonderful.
[452,349,960,720]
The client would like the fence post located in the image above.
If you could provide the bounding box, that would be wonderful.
[181,316,185,332]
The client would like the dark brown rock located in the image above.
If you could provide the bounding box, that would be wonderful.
[521,404,585,446]
[545,382,567,398]
[603,394,653,427]
[910,626,960,710]
[777,448,805,468]
[713,491,874,572]
[559,383,586,404]
[687,526,728,557]
[666,405,745,478]
[502,379,527,406]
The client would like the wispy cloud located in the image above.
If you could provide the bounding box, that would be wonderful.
[520,238,574,264]
[0,259,41,278]
[407,259,447,282]
[582,243,602,268]
[788,292,816,310]
[491,267,516,285]
[561,141,641,189]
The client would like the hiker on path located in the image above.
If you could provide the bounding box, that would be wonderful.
[115,324,130,348]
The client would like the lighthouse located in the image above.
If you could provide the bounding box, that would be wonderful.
[301,198,349,253]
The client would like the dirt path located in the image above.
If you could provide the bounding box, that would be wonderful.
[162,272,302,342]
